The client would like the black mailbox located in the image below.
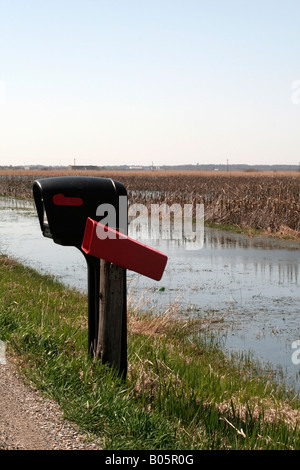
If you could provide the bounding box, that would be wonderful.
[33,176,128,375]
[33,176,167,378]
[33,176,127,248]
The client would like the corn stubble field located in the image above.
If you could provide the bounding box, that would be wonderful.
[0,169,299,236]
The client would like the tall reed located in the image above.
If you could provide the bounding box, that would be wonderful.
[0,170,299,234]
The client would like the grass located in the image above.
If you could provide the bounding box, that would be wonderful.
[0,253,299,449]
[203,220,265,236]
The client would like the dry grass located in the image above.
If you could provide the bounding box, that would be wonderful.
[0,169,298,177]
[0,169,299,235]
[217,397,300,430]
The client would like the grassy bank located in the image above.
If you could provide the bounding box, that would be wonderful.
[0,254,299,449]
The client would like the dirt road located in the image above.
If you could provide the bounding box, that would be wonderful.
[0,360,100,450]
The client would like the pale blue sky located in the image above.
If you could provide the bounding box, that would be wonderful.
[0,0,299,167]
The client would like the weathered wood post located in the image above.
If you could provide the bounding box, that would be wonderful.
[96,261,127,377]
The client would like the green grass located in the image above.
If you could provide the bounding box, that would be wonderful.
[204,220,264,236]
[0,254,299,449]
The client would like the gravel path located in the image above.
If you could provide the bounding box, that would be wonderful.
[0,360,101,450]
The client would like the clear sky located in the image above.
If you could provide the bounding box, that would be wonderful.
[0,0,299,167]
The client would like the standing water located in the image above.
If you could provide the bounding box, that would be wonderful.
[0,197,299,392]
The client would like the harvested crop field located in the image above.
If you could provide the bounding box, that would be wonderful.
[0,170,299,236]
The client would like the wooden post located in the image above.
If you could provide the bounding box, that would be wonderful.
[86,255,100,357]
[96,259,127,377]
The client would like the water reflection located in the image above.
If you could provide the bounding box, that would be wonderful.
[0,197,299,392]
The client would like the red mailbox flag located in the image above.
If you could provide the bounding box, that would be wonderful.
[81,218,168,281]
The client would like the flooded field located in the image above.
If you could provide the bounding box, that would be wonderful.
[0,197,299,392]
